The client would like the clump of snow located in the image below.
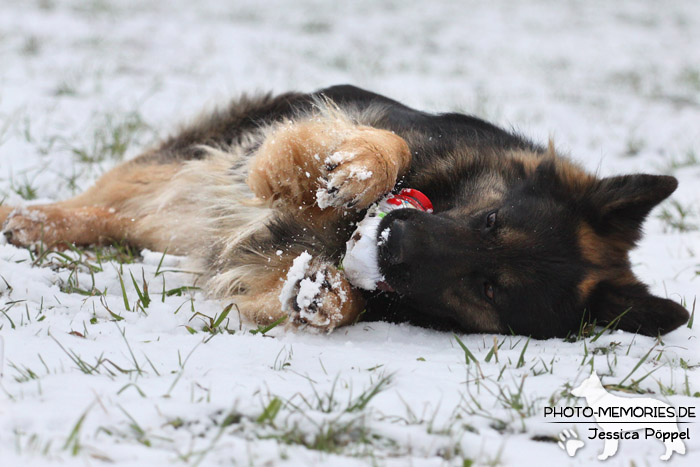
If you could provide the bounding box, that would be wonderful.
[279,251,312,309]
[9,207,47,223]
[343,211,385,290]
[324,150,356,166]
[378,227,391,245]
[315,183,335,210]
[348,166,373,180]
[344,191,432,290]
[295,269,324,310]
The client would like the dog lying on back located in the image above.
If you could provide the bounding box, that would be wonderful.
[0,85,689,337]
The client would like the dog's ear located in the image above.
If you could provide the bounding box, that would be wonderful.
[586,174,677,244]
[587,281,689,336]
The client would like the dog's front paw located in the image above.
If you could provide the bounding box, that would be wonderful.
[316,129,411,210]
[315,150,383,210]
[279,253,363,332]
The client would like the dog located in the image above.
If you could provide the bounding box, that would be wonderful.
[0,85,690,337]
[571,372,686,460]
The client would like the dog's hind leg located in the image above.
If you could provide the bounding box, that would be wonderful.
[2,205,130,249]
[1,161,180,251]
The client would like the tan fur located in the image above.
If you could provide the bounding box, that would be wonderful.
[576,222,633,301]
[248,117,411,211]
[1,111,393,333]
[3,206,128,248]
[555,158,595,193]
[578,222,608,266]
[508,143,593,193]
[0,205,13,226]
[577,222,627,267]
[578,272,604,300]
[2,162,181,249]
[231,258,365,331]
[507,149,542,174]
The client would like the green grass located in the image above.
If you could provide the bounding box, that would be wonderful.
[69,111,151,164]
[9,176,39,200]
[658,199,698,232]
[624,135,645,157]
[657,149,699,174]
[678,67,700,91]
[178,373,401,465]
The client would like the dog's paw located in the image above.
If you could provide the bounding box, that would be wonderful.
[316,130,409,210]
[316,150,381,210]
[2,208,51,248]
[279,253,360,333]
[248,120,410,212]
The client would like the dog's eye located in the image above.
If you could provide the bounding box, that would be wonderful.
[485,210,497,229]
[483,281,495,301]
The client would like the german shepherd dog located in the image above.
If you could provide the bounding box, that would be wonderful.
[0,85,689,337]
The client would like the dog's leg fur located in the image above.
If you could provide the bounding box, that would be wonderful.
[3,205,129,248]
[1,113,401,332]
[248,117,411,212]
[2,161,180,250]
[241,115,408,330]
[229,252,365,332]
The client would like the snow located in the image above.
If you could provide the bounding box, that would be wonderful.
[344,192,431,290]
[315,184,335,210]
[343,210,385,290]
[326,151,358,167]
[295,271,324,311]
[1,0,699,466]
[348,167,373,181]
[279,250,313,310]
[379,227,390,245]
[341,196,406,291]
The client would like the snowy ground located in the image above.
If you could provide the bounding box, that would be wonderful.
[1,0,699,465]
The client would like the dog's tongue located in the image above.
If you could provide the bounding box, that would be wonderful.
[376,281,395,293]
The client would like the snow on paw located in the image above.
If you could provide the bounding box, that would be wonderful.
[316,129,410,211]
[279,252,351,333]
[2,208,51,248]
[316,151,378,210]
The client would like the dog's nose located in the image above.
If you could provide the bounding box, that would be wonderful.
[3,229,12,243]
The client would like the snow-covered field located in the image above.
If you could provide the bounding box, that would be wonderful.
[1,0,699,465]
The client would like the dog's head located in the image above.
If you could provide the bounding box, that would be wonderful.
[377,150,689,338]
